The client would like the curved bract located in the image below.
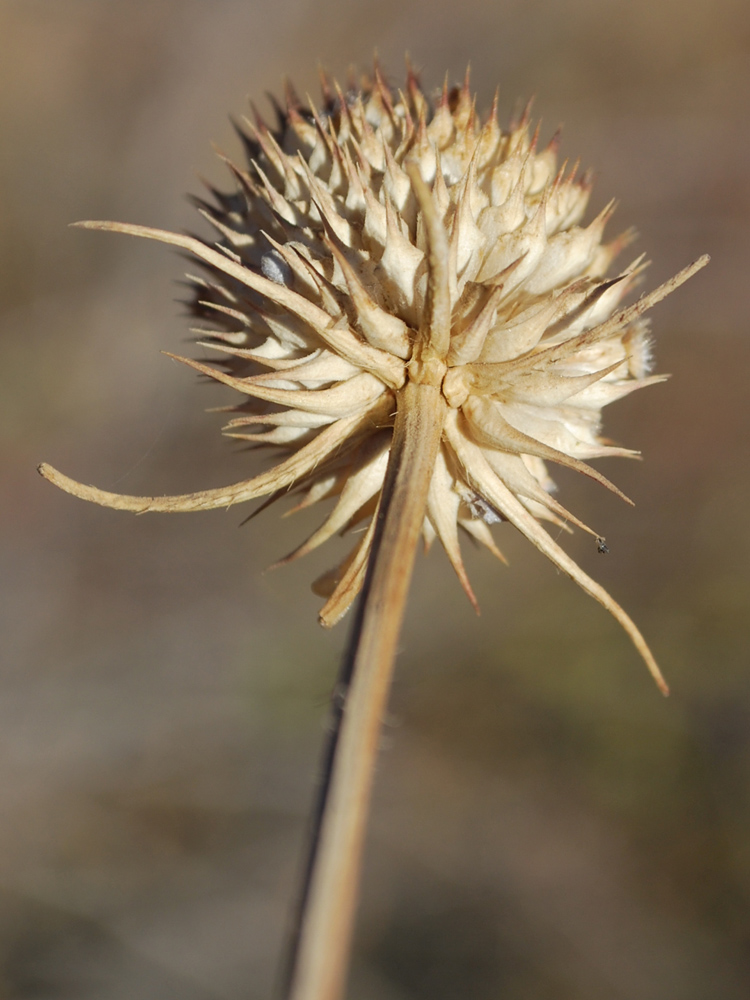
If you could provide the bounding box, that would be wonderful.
[40,65,709,692]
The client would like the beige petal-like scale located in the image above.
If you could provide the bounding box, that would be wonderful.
[442,411,668,694]
[426,448,479,611]
[461,394,633,503]
[41,68,709,689]
[478,360,624,407]
[317,514,379,628]
[275,437,390,565]
[458,515,508,564]
[481,447,599,537]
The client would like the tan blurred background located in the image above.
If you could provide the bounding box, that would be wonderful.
[1,1,749,997]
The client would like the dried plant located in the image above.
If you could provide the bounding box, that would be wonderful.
[39,64,707,1000]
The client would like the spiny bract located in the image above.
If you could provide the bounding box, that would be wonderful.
[40,65,708,692]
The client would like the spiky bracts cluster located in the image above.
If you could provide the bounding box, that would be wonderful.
[40,67,707,691]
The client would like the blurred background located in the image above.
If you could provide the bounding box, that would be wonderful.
[1,1,749,997]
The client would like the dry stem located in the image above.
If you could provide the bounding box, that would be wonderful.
[286,377,447,1000]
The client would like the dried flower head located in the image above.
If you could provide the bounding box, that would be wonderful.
[40,65,707,693]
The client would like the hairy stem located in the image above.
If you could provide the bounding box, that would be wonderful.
[287,377,447,1000]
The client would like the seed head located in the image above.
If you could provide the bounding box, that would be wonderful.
[40,65,708,692]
